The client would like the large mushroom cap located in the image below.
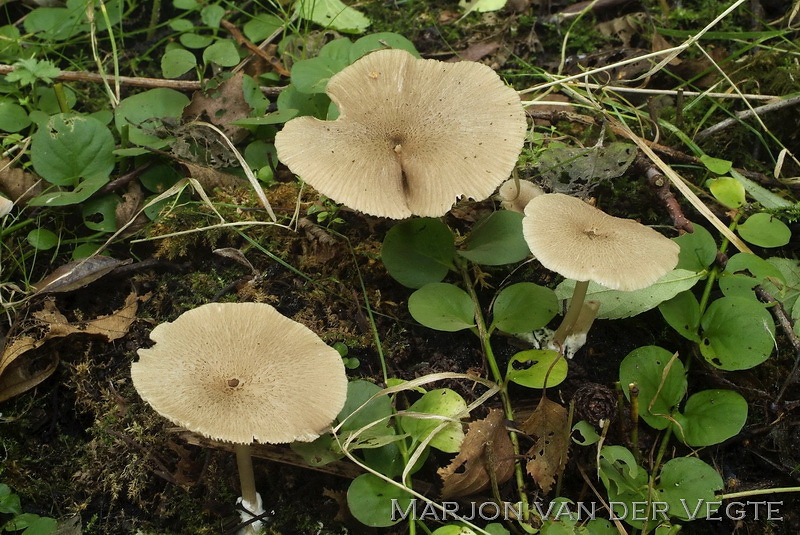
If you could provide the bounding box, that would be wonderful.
[131,302,348,444]
[522,193,680,291]
[275,48,527,219]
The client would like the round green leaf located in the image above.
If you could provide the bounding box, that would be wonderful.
[180,32,214,49]
[202,39,241,66]
[0,99,31,132]
[298,0,371,34]
[168,18,194,31]
[572,420,601,446]
[27,175,110,207]
[506,349,567,389]
[31,114,115,186]
[408,283,475,332]
[338,380,393,433]
[243,14,283,42]
[200,4,225,28]
[658,290,701,342]
[700,296,775,370]
[82,194,120,232]
[674,224,716,272]
[400,388,467,452]
[700,154,733,175]
[72,243,102,260]
[673,389,747,447]
[161,48,196,78]
[381,218,455,289]
[457,210,530,266]
[291,55,350,94]
[619,346,686,430]
[492,282,558,333]
[737,212,791,248]
[27,228,58,250]
[720,252,786,299]
[350,32,419,61]
[115,88,190,148]
[707,177,745,209]
[655,457,723,521]
[347,474,412,527]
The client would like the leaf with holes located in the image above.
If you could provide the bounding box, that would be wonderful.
[520,396,569,493]
[700,296,775,370]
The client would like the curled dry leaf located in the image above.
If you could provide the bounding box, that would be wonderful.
[0,157,42,205]
[115,180,148,235]
[0,292,146,402]
[33,256,132,294]
[437,408,515,499]
[182,71,252,143]
[519,395,569,494]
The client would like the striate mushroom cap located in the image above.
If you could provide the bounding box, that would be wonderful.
[275,48,527,219]
[522,193,679,291]
[131,302,348,444]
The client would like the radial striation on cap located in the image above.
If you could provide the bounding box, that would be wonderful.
[275,48,528,219]
[522,193,680,291]
[131,302,348,444]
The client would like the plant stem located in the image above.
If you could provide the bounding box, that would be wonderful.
[552,279,589,346]
[53,83,69,114]
[698,212,741,314]
[630,384,640,465]
[721,487,800,500]
[459,261,530,520]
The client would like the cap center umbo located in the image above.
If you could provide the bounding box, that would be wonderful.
[582,227,605,239]
[227,378,241,388]
[388,134,405,154]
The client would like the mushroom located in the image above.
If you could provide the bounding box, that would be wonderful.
[522,193,679,347]
[0,196,12,218]
[131,302,348,534]
[275,48,528,219]
[496,178,544,213]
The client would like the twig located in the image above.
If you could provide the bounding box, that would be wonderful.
[0,64,286,95]
[696,95,800,140]
[221,19,290,77]
[756,286,800,404]
[635,154,694,233]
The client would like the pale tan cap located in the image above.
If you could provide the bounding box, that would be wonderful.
[522,193,679,291]
[131,302,348,444]
[275,48,528,219]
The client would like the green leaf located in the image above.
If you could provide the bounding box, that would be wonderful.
[243,14,284,42]
[115,88,190,148]
[555,269,703,320]
[174,0,199,9]
[491,282,558,333]
[619,346,686,430]
[707,177,745,209]
[169,18,194,31]
[35,85,76,115]
[408,283,475,332]
[506,350,567,389]
[202,39,241,66]
[700,296,775,370]
[655,457,723,520]
[719,253,786,300]
[200,4,225,28]
[700,154,732,175]
[737,212,792,248]
[277,85,330,119]
[27,175,110,207]
[399,388,467,452]
[458,210,530,266]
[290,434,343,466]
[572,420,601,446]
[82,194,120,232]
[24,7,83,41]
[31,114,115,186]
[730,168,793,209]
[350,32,419,61]
[27,228,58,250]
[0,483,22,515]
[459,0,509,15]
[672,389,747,447]
[674,224,716,272]
[658,290,701,342]
[291,55,351,94]
[763,257,800,312]
[381,218,455,289]
[298,0,371,34]
[180,32,214,49]
[347,474,412,527]
[161,48,196,78]
[0,99,31,132]
[338,380,393,434]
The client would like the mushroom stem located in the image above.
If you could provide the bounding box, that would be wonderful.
[552,279,590,348]
[235,443,258,507]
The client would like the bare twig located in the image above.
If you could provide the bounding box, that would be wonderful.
[635,155,694,233]
[696,95,800,140]
[0,64,286,95]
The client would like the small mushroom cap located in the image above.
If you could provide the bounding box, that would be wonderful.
[131,302,348,444]
[522,193,679,291]
[497,179,544,213]
[275,49,527,219]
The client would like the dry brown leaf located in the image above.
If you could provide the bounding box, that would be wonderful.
[595,13,647,48]
[519,395,569,494]
[183,71,252,143]
[115,180,148,234]
[0,292,146,401]
[182,162,243,191]
[33,257,132,294]
[0,158,42,205]
[438,409,515,499]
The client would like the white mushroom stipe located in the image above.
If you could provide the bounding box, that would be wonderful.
[275,49,527,219]
[237,493,266,535]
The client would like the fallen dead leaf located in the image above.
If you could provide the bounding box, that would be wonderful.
[33,256,132,294]
[438,408,515,499]
[519,395,569,494]
[183,72,252,143]
[0,292,147,401]
[115,180,148,234]
[0,158,42,205]
[181,162,243,191]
